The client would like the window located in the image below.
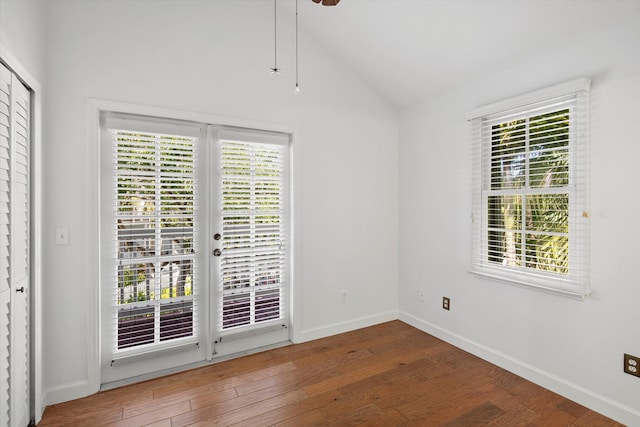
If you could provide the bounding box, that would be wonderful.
[469,79,590,298]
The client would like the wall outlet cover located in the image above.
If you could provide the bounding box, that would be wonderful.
[624,354,640,377]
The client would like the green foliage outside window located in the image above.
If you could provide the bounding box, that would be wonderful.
[488,109,570,274]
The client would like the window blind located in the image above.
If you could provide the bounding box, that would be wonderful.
[216,129,289,334]
[105,116,200,354]
[470,80,590,298]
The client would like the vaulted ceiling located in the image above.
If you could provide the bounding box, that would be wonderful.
[293,0,640,110]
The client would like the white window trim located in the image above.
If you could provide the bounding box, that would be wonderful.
[468,78,590,300]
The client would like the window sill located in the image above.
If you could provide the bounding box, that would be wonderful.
[469,268,589,301]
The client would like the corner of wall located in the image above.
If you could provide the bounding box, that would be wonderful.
[292,310,398,344]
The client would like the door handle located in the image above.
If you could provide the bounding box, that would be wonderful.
[213,249,222,257]
[16,286,25,293]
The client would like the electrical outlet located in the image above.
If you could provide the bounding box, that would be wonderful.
[442,297,450,311]
[624,354,640,377]
[418,289,425,302]
[340,289,348,303]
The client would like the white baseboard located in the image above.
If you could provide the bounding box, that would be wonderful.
[44,379,99,408]
[292,310,398,344]
[399,311,640,426]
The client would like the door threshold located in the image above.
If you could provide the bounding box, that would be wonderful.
[100,340,292,391]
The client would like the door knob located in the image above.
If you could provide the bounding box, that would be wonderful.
[214,233,222,240]
[16,286,25,293]
[213,249,222,257]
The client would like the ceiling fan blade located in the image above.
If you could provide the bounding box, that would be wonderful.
[312,0,341,5]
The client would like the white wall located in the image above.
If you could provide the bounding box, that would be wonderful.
[42,0,398,405]
[0,0,46,78]
[398,23,640,425]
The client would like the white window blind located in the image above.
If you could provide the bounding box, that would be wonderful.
[105,116,200,354]
[469,79,590,298]
[216,129,289,334]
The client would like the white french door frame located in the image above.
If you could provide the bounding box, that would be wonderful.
[98,114,209,386]
[91,100,295,391]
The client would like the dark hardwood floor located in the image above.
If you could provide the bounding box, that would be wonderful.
[38,321,623,426]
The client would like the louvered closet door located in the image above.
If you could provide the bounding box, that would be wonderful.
[0,62,31,427]
[0,63,11,427]
[211,129,290,357]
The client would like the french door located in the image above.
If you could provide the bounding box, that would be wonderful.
[0,62,31,427]
[100,115,290,385]
[210,128,290,358]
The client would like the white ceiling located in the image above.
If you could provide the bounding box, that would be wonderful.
[293,0,640,110]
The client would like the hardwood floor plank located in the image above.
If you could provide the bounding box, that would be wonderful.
[173,389,307,427]
[38,407,123,427]
[141,420,172,427]
[488,365,527,391]
[303,344,435,397]
[440,402,506,427]
[268,329,408,376]
[104,401,191,427]
[324,403,384,425]
[37,321,624,427]
[272,409,326,427]
[150,366,235,400]
[290,346,374,370]
[487,404,539,426]
[234,361,341,397]
[394,357,518,424]
[360,408,409,426]
[348,371,432,413]
[526,406,579,426]
[230,389,342,426]
[124,386,237,420]
[558,398,590,419]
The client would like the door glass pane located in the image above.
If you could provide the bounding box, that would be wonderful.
[219,141,286,332]
[114,131,196,350]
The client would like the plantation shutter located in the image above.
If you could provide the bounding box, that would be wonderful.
[104,116,201,356]
[216,129,290,334]
[469,78,589,298]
